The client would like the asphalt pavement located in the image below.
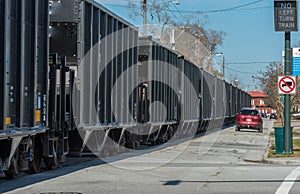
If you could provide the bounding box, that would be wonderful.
[1,119,300,194]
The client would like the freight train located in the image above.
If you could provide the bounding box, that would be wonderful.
[0,0,251,179]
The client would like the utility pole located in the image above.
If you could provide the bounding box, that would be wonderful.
[207,53,212,73]
[197,28,201,67]
[222,55,225,80]
[143,0,147,36]
[171,27,175,50]
[142,1,180,37]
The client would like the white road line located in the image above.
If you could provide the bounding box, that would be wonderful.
[276,166,300,194]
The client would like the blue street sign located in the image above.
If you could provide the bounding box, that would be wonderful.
[293,47,300,75]
[293,57,300,75]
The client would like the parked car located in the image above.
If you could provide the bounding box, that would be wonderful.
[291,112,300,120]
[270,113,277,120]
[261,113,267,118]
[235,108,263,133]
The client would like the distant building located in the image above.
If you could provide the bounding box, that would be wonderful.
[247,91,275,115]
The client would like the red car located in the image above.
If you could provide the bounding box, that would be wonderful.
[235,108,263,132]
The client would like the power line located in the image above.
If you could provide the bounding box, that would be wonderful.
[184,5,272,14]
[202,0,264,13]
[210,61,257,78]
[166,4,180,21]
[104,0,269,15]
[225,66,257,75]
[229,5,272,12]
[160,5,270,14]
[226,61,282,65]
[172,3,185,21]
[218,60,282,75]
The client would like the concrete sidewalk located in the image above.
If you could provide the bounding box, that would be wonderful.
[245,119,300,165]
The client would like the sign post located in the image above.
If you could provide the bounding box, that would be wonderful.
[274,0,298,154]
[284,31,293,154]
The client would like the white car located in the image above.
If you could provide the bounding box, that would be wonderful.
[291,112,300,119]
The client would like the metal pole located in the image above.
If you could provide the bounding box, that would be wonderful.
[222,56,225,80]
[171,27,175,50]
[207,54,212,73]
[48,54,57,132]
[143,0,147,36]
[284,31,293,154]
[197,28,201,67]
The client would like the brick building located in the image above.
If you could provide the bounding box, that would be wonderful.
[247,91,275,115]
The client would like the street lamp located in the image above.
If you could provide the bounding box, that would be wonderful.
[172,1,180,5]
[209,52,225,80]
[142,0,180,36]
[234,79,239,87]
[215,52,225,80]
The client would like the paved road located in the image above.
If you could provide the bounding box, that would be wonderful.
[1,119,300,194]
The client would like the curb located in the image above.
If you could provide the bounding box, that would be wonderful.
[263,124,300,165]
[242,126,300,165]
[261,158,300,165]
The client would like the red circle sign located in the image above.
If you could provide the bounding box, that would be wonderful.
[278,76,296,94]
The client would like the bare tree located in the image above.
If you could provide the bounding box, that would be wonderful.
[126,0,226,73]
[253,62,300,122]
[254,62,282,109]
[172,18,226,70]
[126,0,172,38]
[172,20,226,54]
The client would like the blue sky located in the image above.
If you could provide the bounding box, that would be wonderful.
[96,0,300,91]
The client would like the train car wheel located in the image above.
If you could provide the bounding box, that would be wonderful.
[29,135,43,173]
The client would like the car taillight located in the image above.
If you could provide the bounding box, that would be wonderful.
[237,115,245,121]
[253,116,261,121]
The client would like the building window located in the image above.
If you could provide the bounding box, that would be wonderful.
[252,100,254,105]
[260,100,264,105]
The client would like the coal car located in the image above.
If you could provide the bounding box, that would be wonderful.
[0,0,251,179]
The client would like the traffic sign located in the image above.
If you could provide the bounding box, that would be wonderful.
[278,76,296,94]
[292,47,300,75]
[274,0,298,32]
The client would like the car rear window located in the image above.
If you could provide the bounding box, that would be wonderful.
[240,110,259,116]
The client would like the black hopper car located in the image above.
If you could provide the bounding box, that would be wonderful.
[0,0,251,179]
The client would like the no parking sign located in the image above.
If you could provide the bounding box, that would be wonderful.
[278,76,296,94]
